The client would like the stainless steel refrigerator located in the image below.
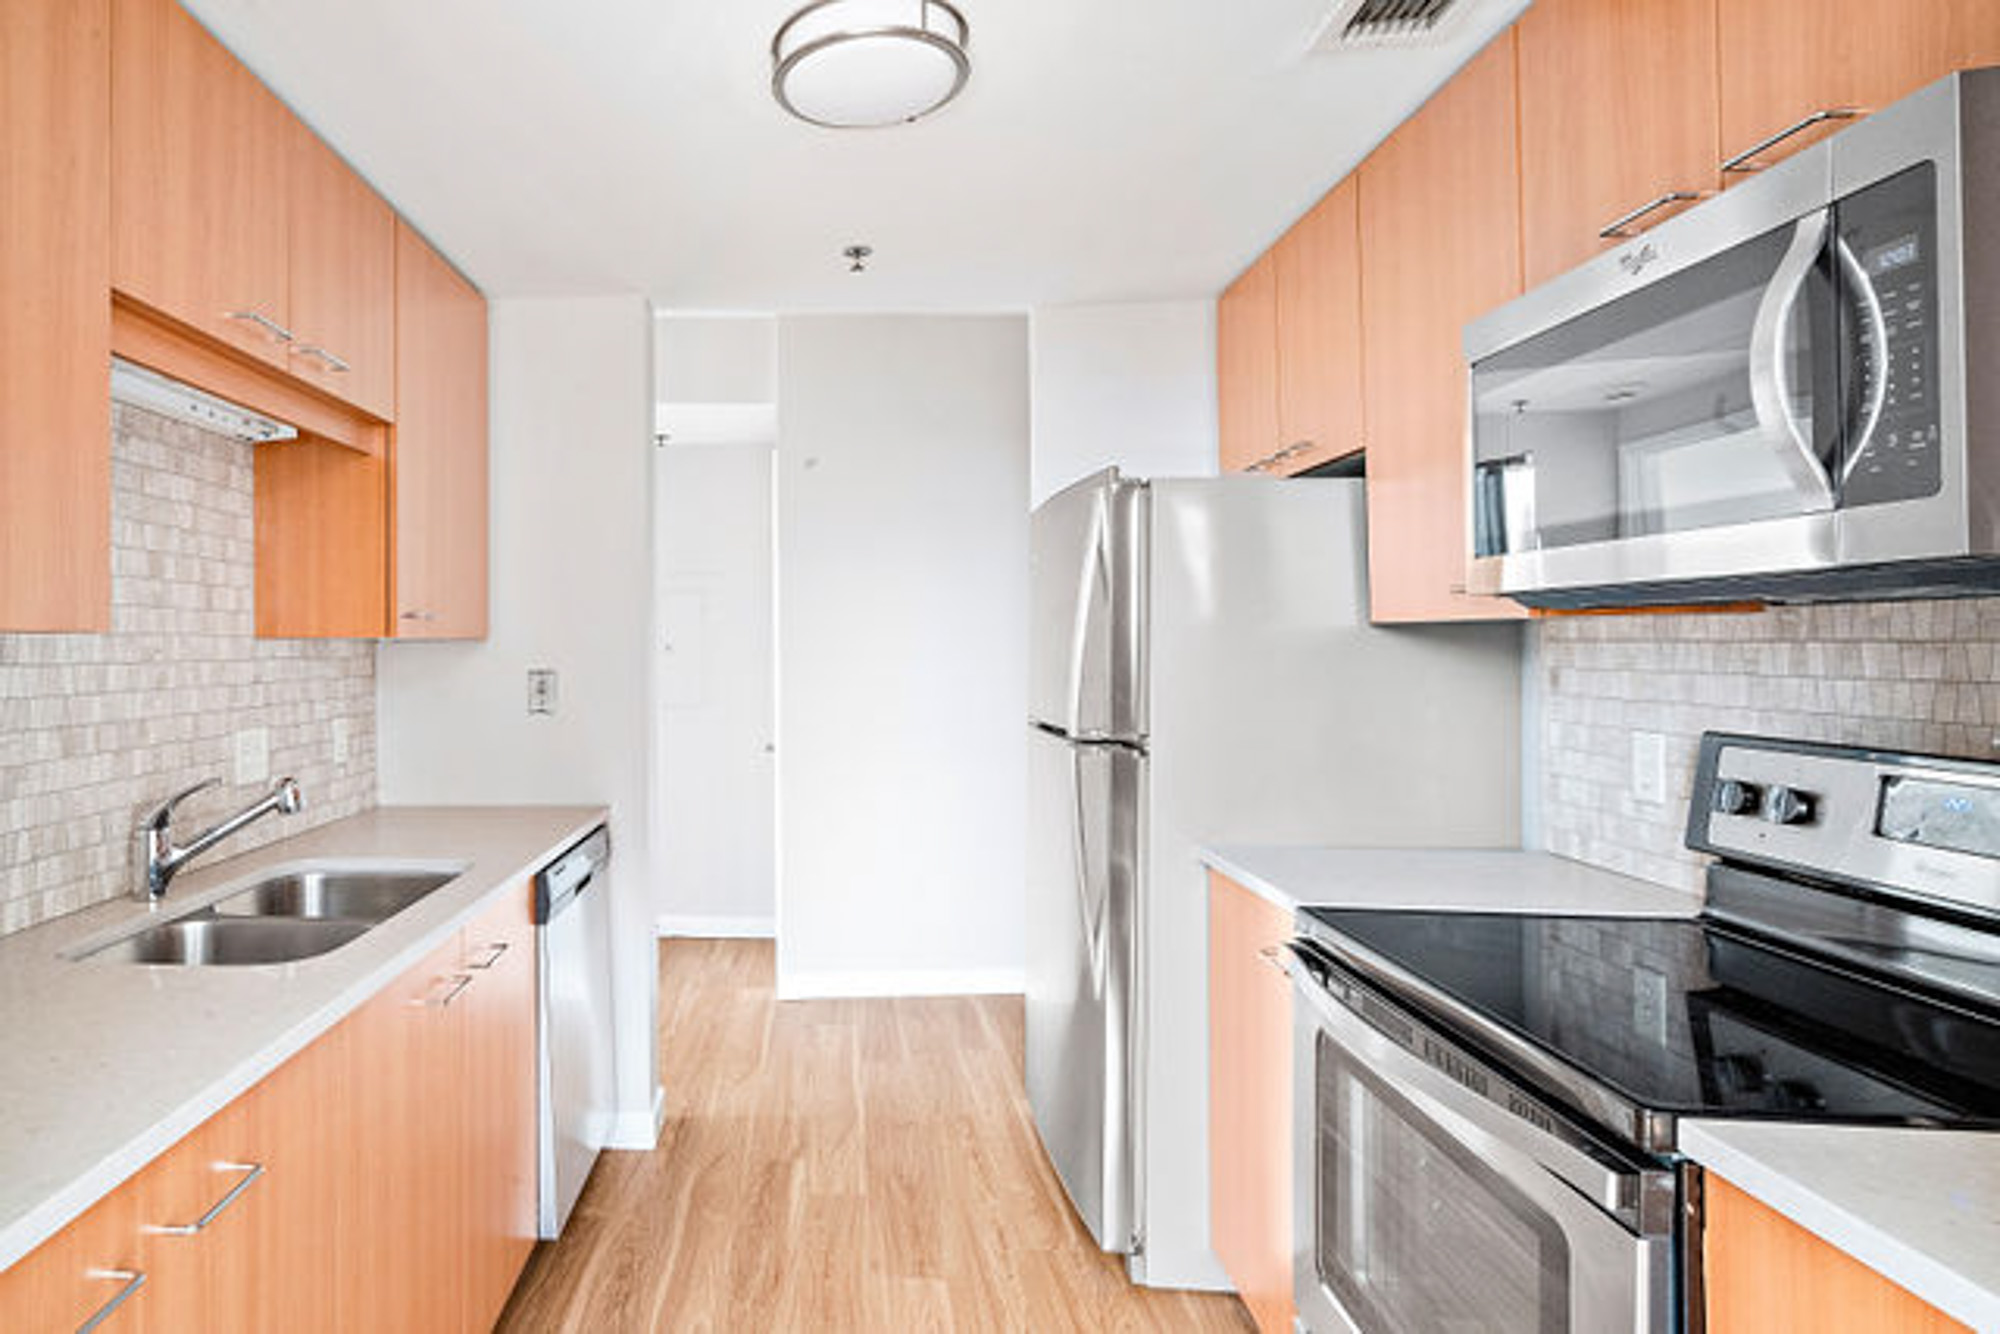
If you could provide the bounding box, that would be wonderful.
[1026,469,1523,1289]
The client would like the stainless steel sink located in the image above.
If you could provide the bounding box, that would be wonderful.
[211,869,456,924]
[87,916,370,966]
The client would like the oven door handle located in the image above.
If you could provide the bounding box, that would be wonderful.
[1281,944,1676,1237]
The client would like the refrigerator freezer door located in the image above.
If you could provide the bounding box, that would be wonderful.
[1026,723,1142,1252]
[1029,469,1145,742]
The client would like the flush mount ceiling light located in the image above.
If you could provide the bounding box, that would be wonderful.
[771,0,971,129]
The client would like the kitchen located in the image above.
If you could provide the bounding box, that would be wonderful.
[2,0,1999,1331]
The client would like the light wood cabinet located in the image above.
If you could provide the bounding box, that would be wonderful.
[1274,178,1365,472]
[111,0,292,371]
[0,0,112,634]
[1704,1174,1970,1333]
[1516,0,1721,286]
[286,121,397,419]
[1208,871,1295,1334]
[391,221,492,639]
[133,1095,269,1334]
[462,890,541,1334]
[0,1180,145,1332]
[1358,35,1529,624]
[1717,0,2000,174]
[1218,252,1282,474]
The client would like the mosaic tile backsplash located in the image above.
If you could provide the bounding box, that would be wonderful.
[1537,599,2000,894]
[0,404,376,934]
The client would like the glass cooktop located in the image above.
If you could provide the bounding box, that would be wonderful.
[1299,907,2000,1128]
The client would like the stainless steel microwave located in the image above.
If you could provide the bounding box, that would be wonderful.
[1464,68,2000,609]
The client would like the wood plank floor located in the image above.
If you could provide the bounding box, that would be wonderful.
[497,939,1254,1333]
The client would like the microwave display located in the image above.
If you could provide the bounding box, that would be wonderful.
[1865,234,1921,276]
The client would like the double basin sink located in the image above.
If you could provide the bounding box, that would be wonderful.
[82,867,460,966]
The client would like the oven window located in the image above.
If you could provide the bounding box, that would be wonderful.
[1315,1033,1571,1333]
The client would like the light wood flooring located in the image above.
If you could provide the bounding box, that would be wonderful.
[497,938,1254,1333]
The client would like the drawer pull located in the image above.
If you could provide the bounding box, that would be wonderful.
[144,1162,264,1237]
[467,942,509,971]
[1598,190,1706,239]
[419,974,475,1008]
[78,1269,146,1332]
[1721,107,1863,173]
[224,310,294,344]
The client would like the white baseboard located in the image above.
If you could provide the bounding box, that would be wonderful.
[655,913,775,939]
[603,1084,666,1151]
[775,967,1025,1001]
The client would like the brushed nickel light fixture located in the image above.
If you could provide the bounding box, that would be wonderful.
[771,0,971,129]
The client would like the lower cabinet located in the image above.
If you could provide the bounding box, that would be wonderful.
[1704,1174,1970,1334]
[0,881,540,1333]
[1207,871,1296,1334]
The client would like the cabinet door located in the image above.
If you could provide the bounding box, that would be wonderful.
[1207,872,1296,1334]
[1274,177,1364,472]
[1358,35,1528,624]
[461,886,540,1331]
[251,1031,346,1334]
[1517,0,1720,286]
[286,120,396,418]
[0,0,111,633]
[1217,252,1281,473]
[340,931,468,1334]
[0,1183,146,1332]
[133,1096,269,1334]
[1717,0,2000,174]
[1704,1175,1970,1333]
[111,0,291,369]
[392,222,490,639]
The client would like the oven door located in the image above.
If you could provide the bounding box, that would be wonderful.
[1285,947,1674,1334]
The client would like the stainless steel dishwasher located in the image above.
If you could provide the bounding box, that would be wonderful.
[534,824,613,1238]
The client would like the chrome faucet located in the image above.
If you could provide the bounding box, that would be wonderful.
[137,777,304,901]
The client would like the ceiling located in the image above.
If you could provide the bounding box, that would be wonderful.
[184,0,1526,311]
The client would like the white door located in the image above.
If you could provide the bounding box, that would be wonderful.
[652,440,777,936]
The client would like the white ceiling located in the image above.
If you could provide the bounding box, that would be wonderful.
[184,0,1526,311]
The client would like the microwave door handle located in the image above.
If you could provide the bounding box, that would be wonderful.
[1835,235,1892,485]
[1749,211,1837,511]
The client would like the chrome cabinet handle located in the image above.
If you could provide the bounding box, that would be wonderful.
[291,344,352,374]
[1721,107,1863,173]
[143,1162,264,1237]
[1598,190,1707,239]
[1256,944,1291,977]
[1246,440,1313,473]
[466,941,508,970]
[78,1269,147,1332]
[421,974,475,1007]
[399,610,437,622]
[224,311,295,344]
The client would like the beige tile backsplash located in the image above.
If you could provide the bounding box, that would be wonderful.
[1537,599,2000,894]
[0,404,375,934]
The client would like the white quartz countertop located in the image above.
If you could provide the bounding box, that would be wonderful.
[0,804,607,1272]
[1198,844,1704,917]
[1681,1121,2000,1332]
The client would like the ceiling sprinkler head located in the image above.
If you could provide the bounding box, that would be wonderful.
[844,244,873,273]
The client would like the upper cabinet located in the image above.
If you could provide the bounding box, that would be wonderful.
[0,0,112,633]
[392,222,491,640]
[1359,35,1528,624]
[111,0,291,371]
[1717,0,2000,174]
[1217,252,1281,473]
[285,121,397,419]
[1517,0,1720,286]
[1274,177,1365,473]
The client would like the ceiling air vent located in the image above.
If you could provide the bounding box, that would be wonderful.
[1311,0,1469,49]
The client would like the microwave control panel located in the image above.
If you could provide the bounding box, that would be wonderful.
[1838,163,1941,509]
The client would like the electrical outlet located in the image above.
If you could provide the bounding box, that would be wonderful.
[234,727,270,786]
[1632,967,1669,1045]
[1632,731,1667,805]
[527,668,559,716]
[331,717,351,767]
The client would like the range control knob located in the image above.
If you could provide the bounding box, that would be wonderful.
[1761,785,1816,826]
[1712,779,1762,816]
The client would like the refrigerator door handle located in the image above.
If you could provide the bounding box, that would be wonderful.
[1063,491,1110,737]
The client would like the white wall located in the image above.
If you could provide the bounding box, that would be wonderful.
[377,294,660,1145]
[653,442,776,936]
[1029,301,1219,506]
[774,315,1030,998]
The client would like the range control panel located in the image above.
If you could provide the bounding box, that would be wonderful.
[1687,732,2000,918]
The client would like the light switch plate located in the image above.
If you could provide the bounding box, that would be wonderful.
[1632,731,1667,806]
[331,717,351,767]
[234,727,271,786]
[527,668,558,716]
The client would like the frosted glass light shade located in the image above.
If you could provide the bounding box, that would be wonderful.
[772,0,971,129]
